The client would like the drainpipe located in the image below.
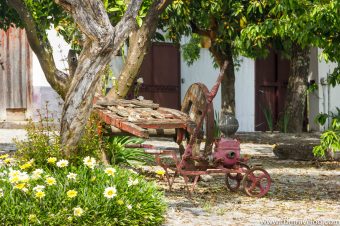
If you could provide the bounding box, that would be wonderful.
[320,77,327,131]
[327,74,331,128]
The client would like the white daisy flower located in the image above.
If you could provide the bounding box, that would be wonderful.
[56,159,69,168]
[83,156,96,169]
[73,207,84,217]
[104,167,116,176]
[137,77,144,84]
[66,172,77,180]
[103,186,117,199]
[33,185,45,192]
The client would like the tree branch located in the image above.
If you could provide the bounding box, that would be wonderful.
[106,0,173,99]
[55,0,143,155]
[8,0,70,100]
[112,0,143,54]
[190,21,210,37]
[67,49,78,78]
[55,0,114,45]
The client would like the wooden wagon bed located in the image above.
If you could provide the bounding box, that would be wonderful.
[94,98,193,139]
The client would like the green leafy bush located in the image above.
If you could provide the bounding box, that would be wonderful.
[14,108,152,167]
[14,108,63,166]
[0,155,166,225]
[106,136,154,166]
[313,109,340,157]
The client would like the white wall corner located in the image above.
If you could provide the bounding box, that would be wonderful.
[317,48,339,130]
[308,47,320,131]
[235,57,255,132]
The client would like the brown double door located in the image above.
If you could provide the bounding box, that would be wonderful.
[255,50,290,131]
[137,42,181,110]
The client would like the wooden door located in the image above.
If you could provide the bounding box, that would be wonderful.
[137,42,181,109]
[0,27,32,120]
[255,49,290,131]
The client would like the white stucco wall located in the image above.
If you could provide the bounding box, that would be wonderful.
[318,50,340,130]
[180,48,221,111]
[235,57,255,131]
[31,29,67,120]
[308,48,340,131]
[180,45,255,132]
[32,31,338,133]
[308,48,320,131]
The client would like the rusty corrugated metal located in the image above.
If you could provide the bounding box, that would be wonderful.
[0,27,32,117]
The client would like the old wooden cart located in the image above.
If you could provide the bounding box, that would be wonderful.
[95,62,272,197]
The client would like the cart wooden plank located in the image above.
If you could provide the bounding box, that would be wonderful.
[95,98,191,138]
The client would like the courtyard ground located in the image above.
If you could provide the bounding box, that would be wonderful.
[1,130,339,226]
[143,140,340,226]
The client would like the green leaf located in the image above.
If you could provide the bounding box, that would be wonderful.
[107,7,121,12]
[136,16,143,27]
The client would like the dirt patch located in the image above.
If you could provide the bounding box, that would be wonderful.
[141,142,340,226]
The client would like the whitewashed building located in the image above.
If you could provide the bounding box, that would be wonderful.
[1,27,339,132]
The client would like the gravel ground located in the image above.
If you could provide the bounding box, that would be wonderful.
[1,131,339,226]
[143,139,340,226]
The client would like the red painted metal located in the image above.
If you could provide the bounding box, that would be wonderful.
[255,49,290,131]
[180,82,214,161]
[137,42,181,110]
[213,138,240,167]
[143,61,271,197]
[113,60,272,198]
[242,167,272,197]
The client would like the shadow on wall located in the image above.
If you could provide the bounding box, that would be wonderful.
[32,86,63,122]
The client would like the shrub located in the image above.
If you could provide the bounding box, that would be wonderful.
[106,136,154,166]
[313,113,340,157]
[14,108,152,167]
[0,155,166,225]
[14,109,63,166]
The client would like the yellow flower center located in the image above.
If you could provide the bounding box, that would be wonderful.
[67,190,78,198]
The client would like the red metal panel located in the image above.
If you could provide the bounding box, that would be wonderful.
[255,49,290,131]
[138,42,181,110]
[0,27,32,110]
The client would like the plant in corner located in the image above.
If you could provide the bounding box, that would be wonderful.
[105,136,154,166]
[277,111,290,133]
[313,108,340,158]
[262,106,274,132]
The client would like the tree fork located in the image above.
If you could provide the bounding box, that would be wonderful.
[106,0,173,100]
[56,0,143,156]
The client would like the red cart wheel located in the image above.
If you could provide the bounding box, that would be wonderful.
[180,83,215,160]
[225,163,250,192]
[242,167,271,197]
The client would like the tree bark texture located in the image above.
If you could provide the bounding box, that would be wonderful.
[209,44,235,114]
[56,0,143,156]
[106,0,173,100]
[8,0,70,99]
[284,44,310,132]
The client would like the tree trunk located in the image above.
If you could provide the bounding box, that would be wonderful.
[209,44,235,114]
[56,0,143,156]
[284,44,310,132]
[106,0,173,100]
